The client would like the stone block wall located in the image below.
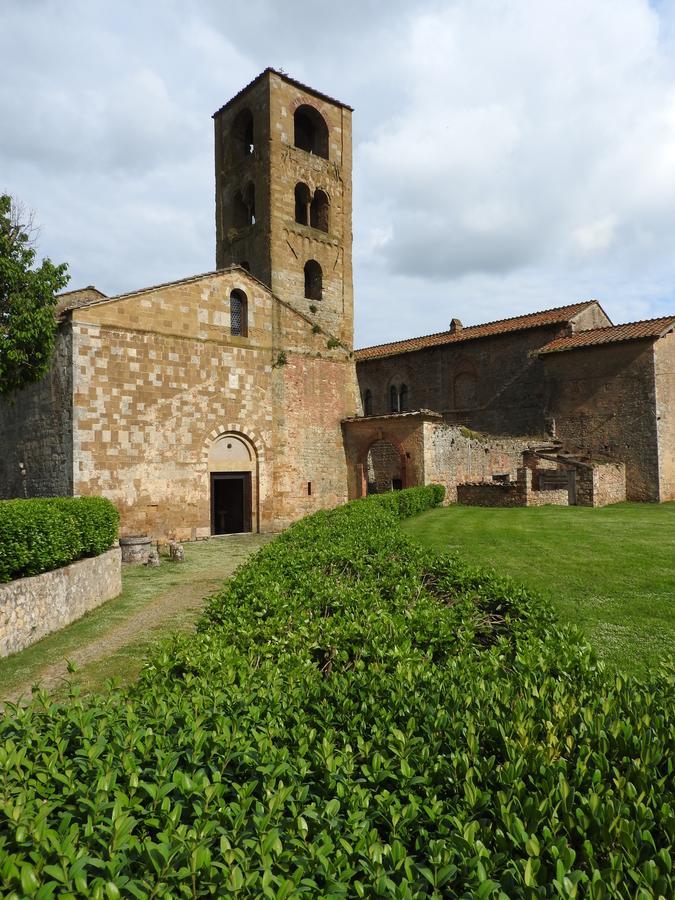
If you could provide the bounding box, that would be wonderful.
[576,463,626,507]
[543,341,660,501]
[655,332,675,501]
[457,466,569,508]
[0,325,73,499]
[0,547,121,658]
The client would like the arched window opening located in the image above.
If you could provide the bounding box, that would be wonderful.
[363,389,373,416]
[294,182,310,226]
[232,108,254,160]
[232,183,255,228]
[304,260,322,301]
[390,385,399,413]
[294,105,329,159]
[454,372,478,410]
[230,289,248,337]
[310,189,330,232]
[399,384,409,412]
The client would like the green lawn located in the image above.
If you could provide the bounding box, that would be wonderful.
[402,502,675,674]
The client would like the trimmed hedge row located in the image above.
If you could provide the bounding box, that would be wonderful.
[0,486,673,899]
[0,497,119,583]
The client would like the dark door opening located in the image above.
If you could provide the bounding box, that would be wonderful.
[211,472,252,534]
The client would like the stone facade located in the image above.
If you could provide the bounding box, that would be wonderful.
[0,70,359,539]
[0,547,121,658]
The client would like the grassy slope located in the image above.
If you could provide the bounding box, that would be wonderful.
[402,501,675,674]
[0,535,272,700]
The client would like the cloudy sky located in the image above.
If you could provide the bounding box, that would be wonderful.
[2,0,675,346]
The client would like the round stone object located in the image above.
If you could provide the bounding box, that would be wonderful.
[119,535,152,565]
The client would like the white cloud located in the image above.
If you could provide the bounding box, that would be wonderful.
[1,0,674,345]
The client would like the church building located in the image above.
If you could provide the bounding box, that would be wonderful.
[1,69,673,535]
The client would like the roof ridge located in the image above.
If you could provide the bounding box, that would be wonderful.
[578,314,675,332]
[212,67,353,118]
[356,300,595,354]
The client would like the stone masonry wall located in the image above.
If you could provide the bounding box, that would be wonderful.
[71,270,357,538]
[357,327,568,437]
[576,463,626,507]
[543,341,660,501]
[423,423,541,502]
[0,547,121,658]
[0,325,73,499]
[457,466,568,508]
[654,332,675,501]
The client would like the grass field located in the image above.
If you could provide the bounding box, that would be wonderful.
[402,501,674,674]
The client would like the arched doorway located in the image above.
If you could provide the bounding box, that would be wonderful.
[366,439,404,494]
[208,433,257,533]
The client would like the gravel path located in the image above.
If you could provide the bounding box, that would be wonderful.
[2,534,274,705]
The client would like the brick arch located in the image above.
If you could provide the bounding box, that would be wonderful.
[201,425,266,465]
[358,434,408,496]
[202,426,266,534]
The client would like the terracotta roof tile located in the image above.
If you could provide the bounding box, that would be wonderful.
[213,67,353,118]
[355,302,596,361]
[539,316,675,354]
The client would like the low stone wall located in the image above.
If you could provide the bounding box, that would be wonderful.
[0,547,122,658]
[457,467,570,508]
[457,482,521,507]
[577,463,626,507]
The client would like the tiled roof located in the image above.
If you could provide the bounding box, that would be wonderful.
[355,302,597,361]
[539,316,675,354]
[213,67,353,118]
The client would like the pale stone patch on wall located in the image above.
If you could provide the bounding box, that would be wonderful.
[0,548,121,658]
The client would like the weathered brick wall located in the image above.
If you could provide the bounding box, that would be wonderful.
[0,325,73,499]
[69,270,356,539]
[423,423,540,502]
[543,341,660,501]
[357,326,570,437]
[367,439,402,492]
[654,332,675,501]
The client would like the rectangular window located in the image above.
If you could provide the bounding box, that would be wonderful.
[307,481,312,496]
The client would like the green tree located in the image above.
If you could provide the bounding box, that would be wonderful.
[0,194,69,397]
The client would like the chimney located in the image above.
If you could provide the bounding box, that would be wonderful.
[449,318,463,333]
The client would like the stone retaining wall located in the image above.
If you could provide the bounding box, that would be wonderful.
[0,547,122,658]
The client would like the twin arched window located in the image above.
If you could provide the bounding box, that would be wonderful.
[230,290,248,337]
[295,183,330,232]
[389,384,409,413]
[294,105,329,158]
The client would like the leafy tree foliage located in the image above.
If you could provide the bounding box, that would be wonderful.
[0,194,69,397]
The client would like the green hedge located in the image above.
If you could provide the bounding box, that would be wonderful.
[0,486,673,898]
[0,497,119,583]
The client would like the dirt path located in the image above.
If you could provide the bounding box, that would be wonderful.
[1,534,274,705]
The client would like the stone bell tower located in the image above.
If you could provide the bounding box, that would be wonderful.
[213,68,354,346]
